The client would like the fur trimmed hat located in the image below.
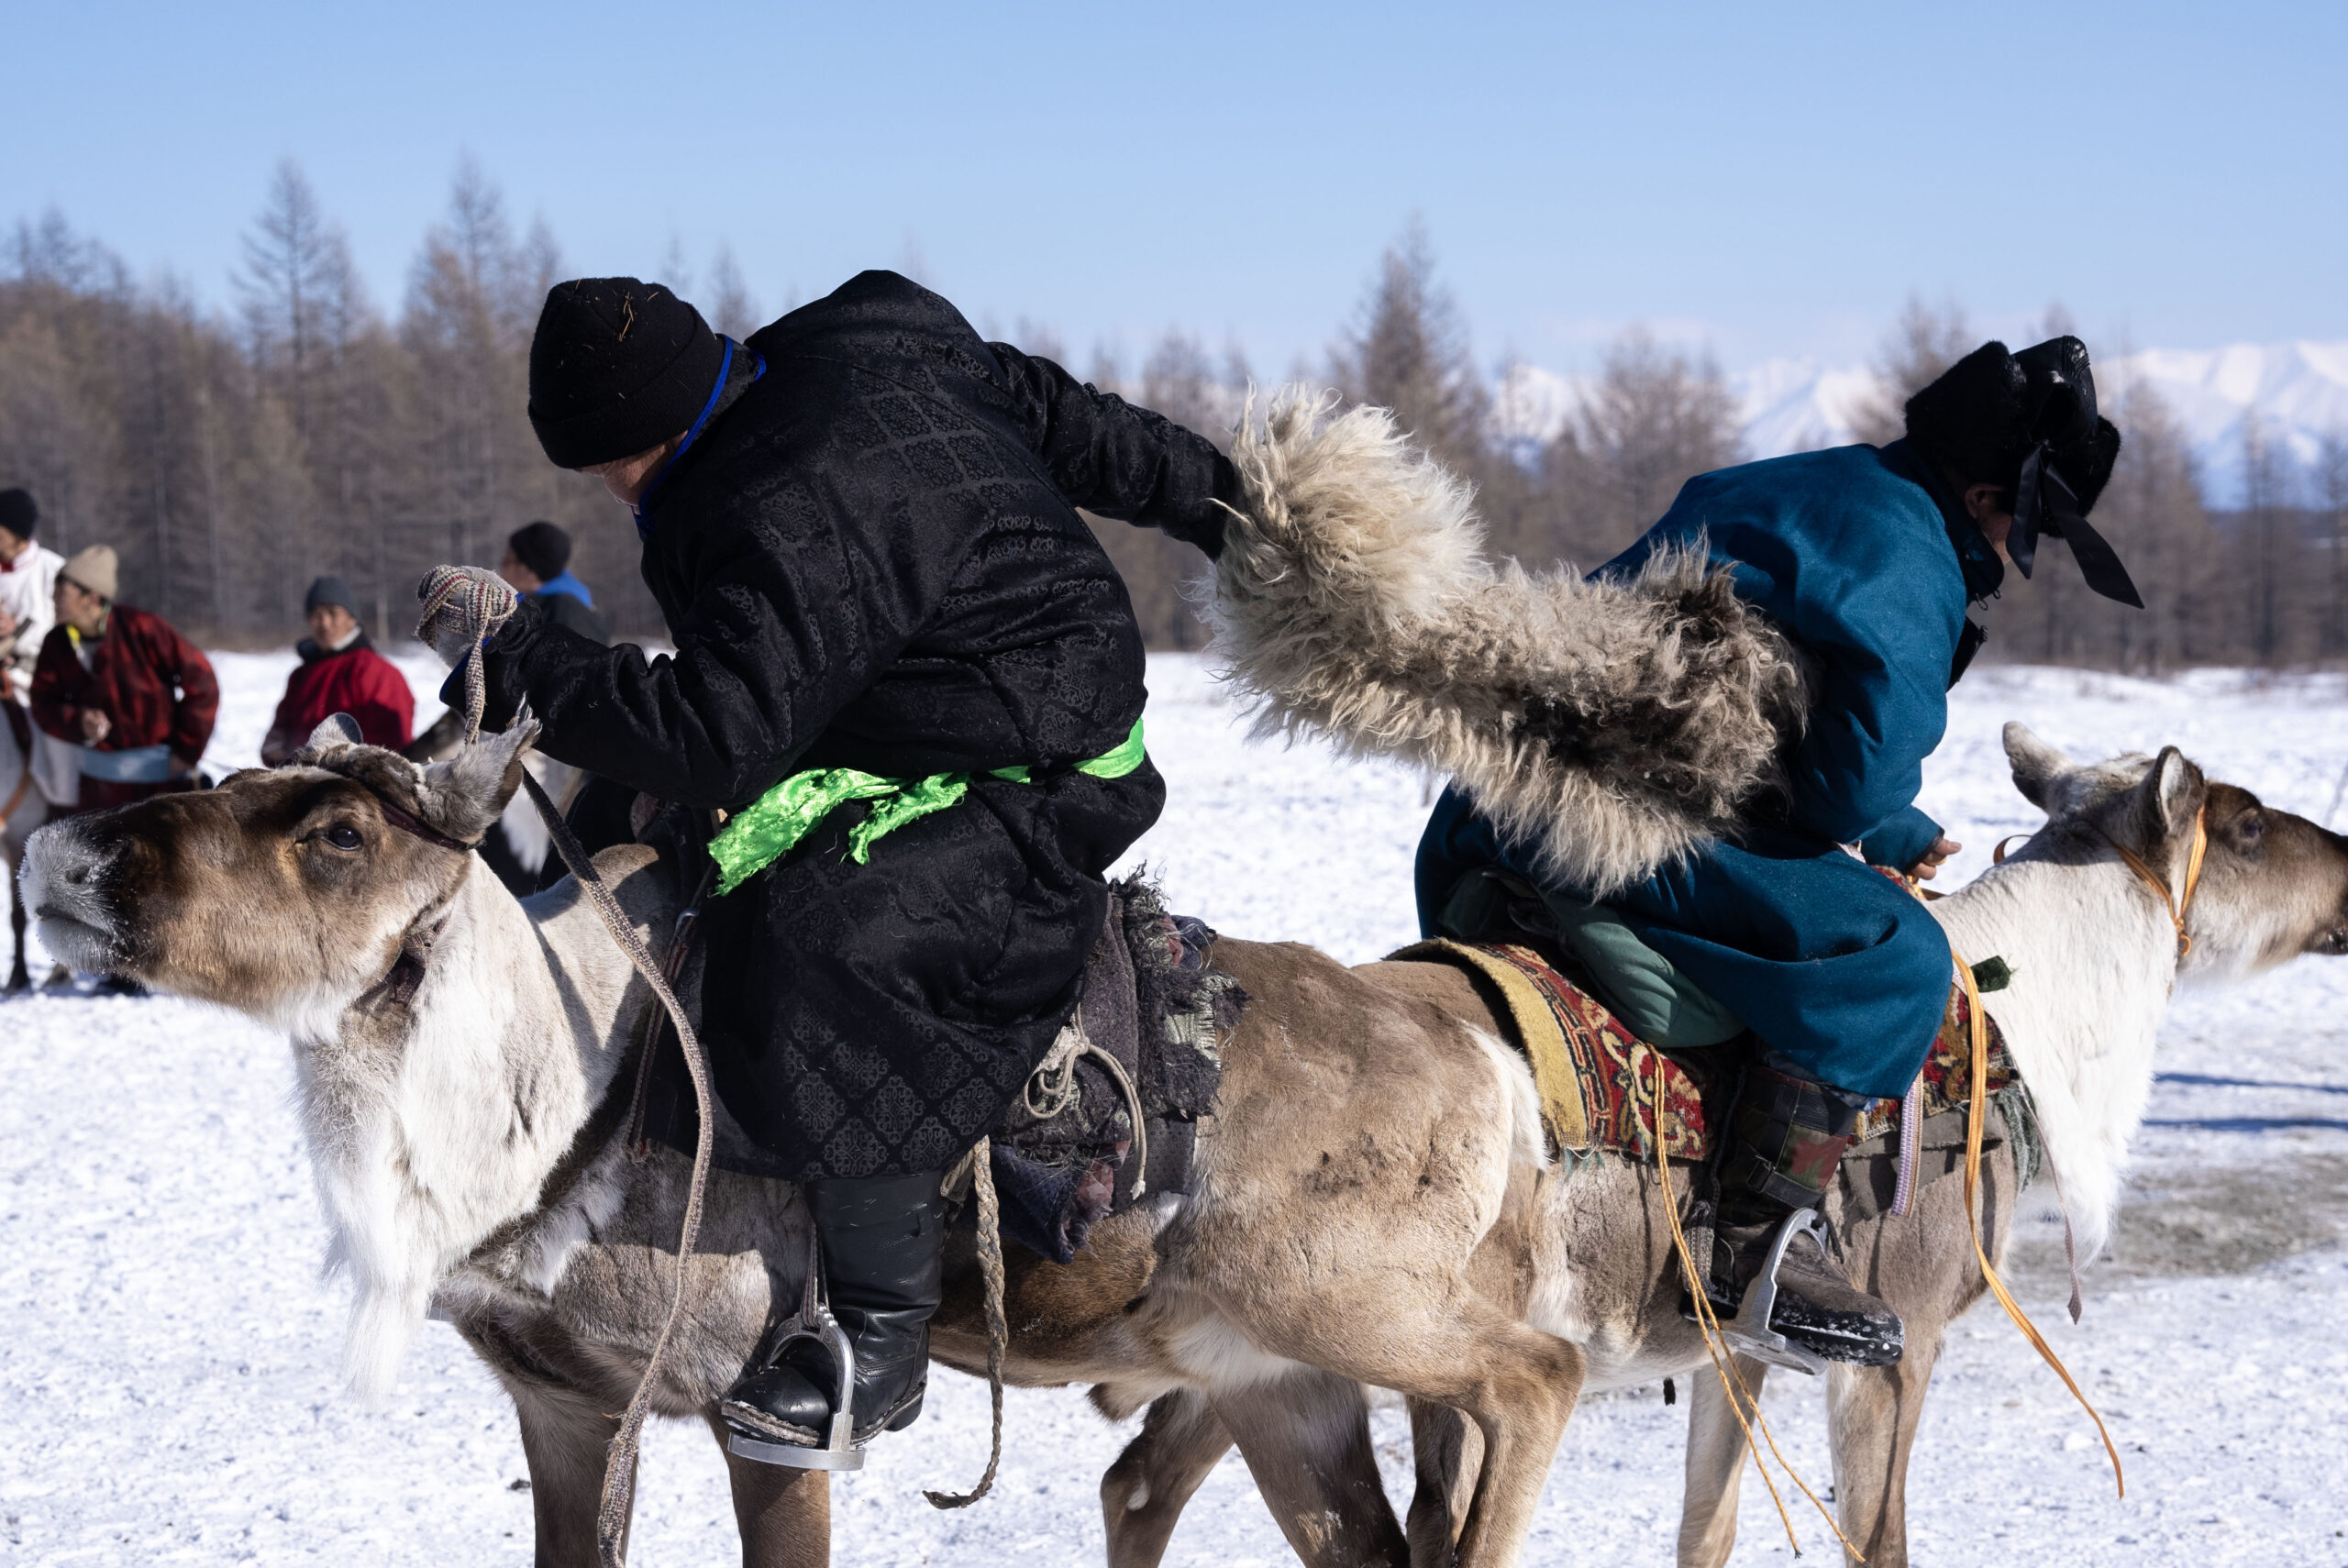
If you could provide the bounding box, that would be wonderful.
[1905,337,2138,606]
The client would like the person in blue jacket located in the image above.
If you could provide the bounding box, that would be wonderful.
[499,520,612,644]
[1415,337,2141,1365]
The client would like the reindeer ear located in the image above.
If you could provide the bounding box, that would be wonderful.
[2140,745,2205,845]
[416,712,542,843]
[307,713,363,750]
[2004,722,2070,810]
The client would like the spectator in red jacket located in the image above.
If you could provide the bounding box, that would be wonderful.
[260,576,415,765]
[29,545,218,812]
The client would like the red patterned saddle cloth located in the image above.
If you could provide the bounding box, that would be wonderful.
[1385,937,2011,1161]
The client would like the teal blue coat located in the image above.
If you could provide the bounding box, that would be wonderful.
[1414,440,2001,1099]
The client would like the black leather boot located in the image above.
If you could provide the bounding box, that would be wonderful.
[722,1170,947,1455]
[1689,1061,1903,1368]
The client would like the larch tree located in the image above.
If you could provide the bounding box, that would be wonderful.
[1545,328,1744,561]
[1848,295,1974,448]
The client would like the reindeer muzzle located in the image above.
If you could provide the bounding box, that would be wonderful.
[21,819,128,970]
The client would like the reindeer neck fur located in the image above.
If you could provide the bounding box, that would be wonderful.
[292,850,656,1397]
[1930,834,2179,1263]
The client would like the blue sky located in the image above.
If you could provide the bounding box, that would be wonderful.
[8,0,2343,376]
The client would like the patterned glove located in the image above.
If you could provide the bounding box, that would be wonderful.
[414,565,518,669]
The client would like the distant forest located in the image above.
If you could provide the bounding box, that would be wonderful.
[4,162,2345,671]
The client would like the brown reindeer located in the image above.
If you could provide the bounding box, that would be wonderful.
[22,719,2344,1567]
[1083,723,2348,1568]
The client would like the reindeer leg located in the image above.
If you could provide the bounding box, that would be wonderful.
[8,872,28,994]
[1215,1371,1408,1568]
[1449,1340,1582,1568]
[1268,1305,1578,1568]
[513,1386,627,1568]
[1675,1354,1769,1568]
[1824,1338,1941,1567]
[1405,1396,1479,1565]
[705,1412,830,1568]
[1819,1138,2012,1567]
[1101,1389,1235,1568]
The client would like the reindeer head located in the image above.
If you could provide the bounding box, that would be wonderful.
[2003,722,2348,975]
[23,714,540,1032]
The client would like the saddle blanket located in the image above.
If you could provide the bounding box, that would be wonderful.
[1386,937,2011,1163]
[984,877,1245,1264]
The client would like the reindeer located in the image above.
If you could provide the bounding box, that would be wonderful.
[18,717,1581,1568]
[1088,722,2348,1568]
[20,718,2344,1568]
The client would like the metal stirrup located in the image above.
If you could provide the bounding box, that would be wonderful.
[726,1229,867,1471]
[1719,1209,1831,1377]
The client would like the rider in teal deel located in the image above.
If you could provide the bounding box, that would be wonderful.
[1414,337,2141,1366]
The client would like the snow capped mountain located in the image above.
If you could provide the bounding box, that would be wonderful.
[1491,358,1890,460]
[2110,342,2348,502]
[1733,359,1884,459]
[1495,341,2348,506]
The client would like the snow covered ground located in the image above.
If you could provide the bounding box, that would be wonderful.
[6,651,2348,1565]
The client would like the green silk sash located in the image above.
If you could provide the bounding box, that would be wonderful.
[707,716,1147,895]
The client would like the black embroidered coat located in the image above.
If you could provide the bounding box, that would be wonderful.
[463,270,1235,1180]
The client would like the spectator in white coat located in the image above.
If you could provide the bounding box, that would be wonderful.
[0,489,76,810]
[0,489,63,704]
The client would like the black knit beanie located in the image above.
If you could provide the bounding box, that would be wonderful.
[527,279,725,469]
[507,520,572,581]
[0,488,36,539]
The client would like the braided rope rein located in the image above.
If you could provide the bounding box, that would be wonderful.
[417,567,714,1566]
[415,566,517,746]
[924,1137,1007,1509]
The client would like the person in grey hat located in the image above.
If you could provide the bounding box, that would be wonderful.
[260,575,415,765]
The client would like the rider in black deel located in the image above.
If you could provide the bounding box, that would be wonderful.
[423,271,1235,1463]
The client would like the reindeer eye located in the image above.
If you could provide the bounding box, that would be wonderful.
[322,823,364,852]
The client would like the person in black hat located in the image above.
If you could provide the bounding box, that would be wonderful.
[0,488,65,706]
[498,521,610,645]
[1902,336,2136,608]
[1416,336,2139,1372]
[417,271,1237,1464]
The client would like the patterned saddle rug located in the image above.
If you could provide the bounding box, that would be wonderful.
[1386,937,2013,1165]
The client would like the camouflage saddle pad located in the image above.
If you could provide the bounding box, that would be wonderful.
[983,877,1246,1264]
[1386,937,2013,1165]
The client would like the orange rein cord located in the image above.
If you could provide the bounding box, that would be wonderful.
[1944,806,2208,1501]
[1952,953,2126,1496]
[2102,810,2210,961]
[1995,808,2209,960]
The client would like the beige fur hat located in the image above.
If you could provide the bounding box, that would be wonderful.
[61,544,118,602]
